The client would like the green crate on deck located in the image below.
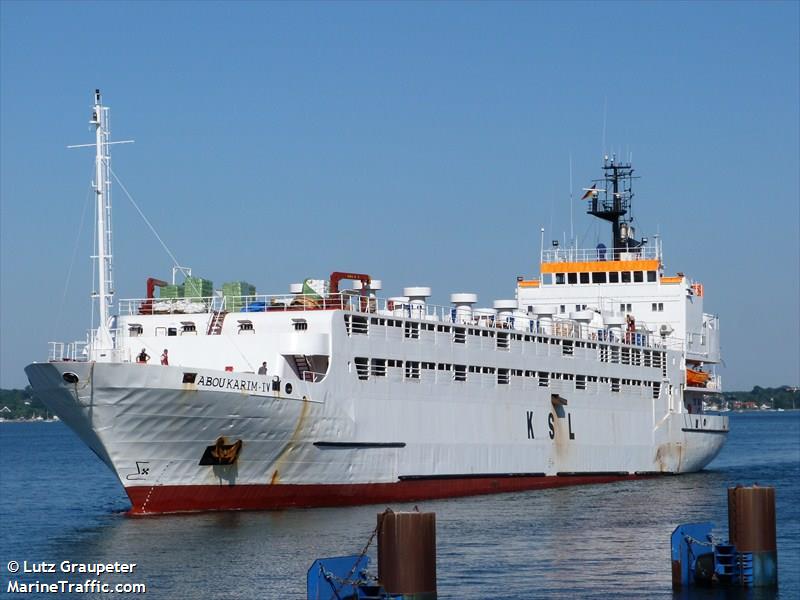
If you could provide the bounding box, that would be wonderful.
[184,276,213,298]
[159,284,184,299]
[223,281,256,311]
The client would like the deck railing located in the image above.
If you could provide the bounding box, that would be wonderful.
[117,292,684,351]
[48,341,89,362]
[541,244,661,264]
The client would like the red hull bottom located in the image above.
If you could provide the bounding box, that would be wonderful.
[126,474,655,515]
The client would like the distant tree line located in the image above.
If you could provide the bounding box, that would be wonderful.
[725,386,800,410]
[0,387,50,420]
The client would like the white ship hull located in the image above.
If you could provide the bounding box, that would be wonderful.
[26,343,727,514]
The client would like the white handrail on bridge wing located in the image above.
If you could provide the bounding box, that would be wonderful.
[541,244,661,263]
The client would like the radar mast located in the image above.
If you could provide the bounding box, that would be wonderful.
[585,156,641,258]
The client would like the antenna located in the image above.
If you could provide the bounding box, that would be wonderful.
[569,153,574,246]
[602,96,608,156]
[539,227,545,266]
[68,90,133,360]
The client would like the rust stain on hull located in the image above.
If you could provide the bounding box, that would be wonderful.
[267,396,311,484]
[655,442,683,473]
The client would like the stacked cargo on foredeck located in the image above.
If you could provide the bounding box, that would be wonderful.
[184,276,213,298]
[158,284,184,299]
[222,281,256,311]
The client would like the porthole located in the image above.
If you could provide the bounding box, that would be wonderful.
[285,382,293,395]
[62,372,79,384]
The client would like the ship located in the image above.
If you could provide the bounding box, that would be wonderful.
[25,91,728,514]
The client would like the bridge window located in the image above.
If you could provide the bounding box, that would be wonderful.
[568,273,578,284]
[647,271,657,282]
[609,272,619,283]
[579,272,590,284]
[592,272,607,283]
[634,271,644,283]
[555,273,565,284]
[621,271,632,283]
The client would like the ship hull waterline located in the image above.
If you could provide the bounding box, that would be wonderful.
[25,360,727,516]
[125,474,655,515]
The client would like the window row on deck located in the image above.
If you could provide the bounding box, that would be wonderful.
[546,270,658,285]
[352,357,662,399]
[346,315,666,374]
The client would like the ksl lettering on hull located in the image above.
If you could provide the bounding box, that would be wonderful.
[543,412,576,440]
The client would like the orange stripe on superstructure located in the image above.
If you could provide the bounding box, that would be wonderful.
[540,259,660,274]
[518,280,540,288]
[661,276,683,284]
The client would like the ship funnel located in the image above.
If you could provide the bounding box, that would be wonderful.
[474,307,497,327]
[533,306,556,335]
[494,300,517,327]
[388,296,409,317]
[450,293,477,324]
[404,287,431,319]
[493,299,517,313]
[404,287,431,302]
[570,310,594,338]
[605,314,625,341]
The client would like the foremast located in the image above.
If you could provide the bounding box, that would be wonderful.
[91,90,115,357]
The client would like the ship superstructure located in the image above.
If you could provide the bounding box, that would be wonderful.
[25,93,727,514]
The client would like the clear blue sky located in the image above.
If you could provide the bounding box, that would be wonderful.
[1,1,798,391]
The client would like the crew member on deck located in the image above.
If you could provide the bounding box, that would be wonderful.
[160,349,169,365]
[258,361,268,375]
[137,348,150,364]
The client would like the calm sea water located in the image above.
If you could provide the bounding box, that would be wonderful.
[1,412,798,599]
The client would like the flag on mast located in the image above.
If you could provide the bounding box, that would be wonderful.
[581,184,596,200]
